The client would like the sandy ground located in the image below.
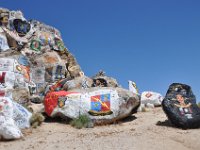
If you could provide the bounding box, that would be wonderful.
[1,107,200,150]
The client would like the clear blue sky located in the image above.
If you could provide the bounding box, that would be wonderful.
[1,0,200,101]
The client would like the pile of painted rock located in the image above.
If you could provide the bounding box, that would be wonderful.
[0,7,82,140]
[0,8,82,104]
[0,8,140,139]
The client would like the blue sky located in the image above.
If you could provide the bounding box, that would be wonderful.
[1,0,200,101]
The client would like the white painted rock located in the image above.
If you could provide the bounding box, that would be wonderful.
[141,91,163,106]
[44,87,140,124]
[0,97,32,140]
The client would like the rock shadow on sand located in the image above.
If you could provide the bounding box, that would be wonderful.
[156,120,176,128]
[114,115,137,125]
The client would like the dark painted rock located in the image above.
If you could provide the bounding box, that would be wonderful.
[162,83,200,129]
[13,19,31,37]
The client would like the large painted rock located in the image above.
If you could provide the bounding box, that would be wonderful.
[162,83,200,129]
[44,87,140,124]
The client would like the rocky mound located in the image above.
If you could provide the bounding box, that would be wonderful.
[0,8,140,137]
[0,8,82,103]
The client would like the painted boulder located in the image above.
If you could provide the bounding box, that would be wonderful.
[44,87,140,124]
[141,91,163,107]
[0,57,31,103]
[162,83,200,129]
[0,97,32,140]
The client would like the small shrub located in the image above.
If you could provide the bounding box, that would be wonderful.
[70,115,93,129]
[30,113,45,128]
[141,107,147,112]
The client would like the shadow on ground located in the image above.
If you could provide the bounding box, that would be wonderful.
[44,111,137,125]
[156,120,174,128]
[44,113,71,124]
[112,115,137,125]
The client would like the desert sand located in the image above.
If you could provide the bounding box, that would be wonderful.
[1,107,200,150]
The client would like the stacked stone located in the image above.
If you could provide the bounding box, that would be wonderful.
[0,8,82,104]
